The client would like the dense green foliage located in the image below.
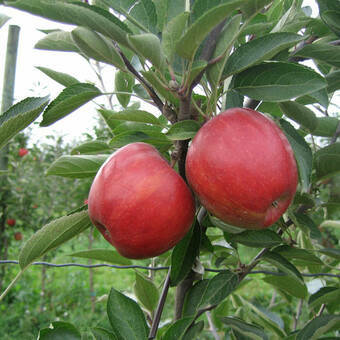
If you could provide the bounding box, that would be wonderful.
[0,0,339,339]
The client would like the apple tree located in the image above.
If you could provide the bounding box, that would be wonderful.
[0,0,339,339]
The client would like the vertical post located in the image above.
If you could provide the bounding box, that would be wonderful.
[0,25,20,291]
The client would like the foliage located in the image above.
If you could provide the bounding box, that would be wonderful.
[0,0,340,339]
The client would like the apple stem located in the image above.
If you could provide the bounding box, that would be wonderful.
[148,268,171,339]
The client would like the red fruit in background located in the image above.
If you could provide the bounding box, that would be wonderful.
[84,199,88,205]
[186,108,298,230]
[6,219,16,226]
[14,232,22,241]
[18,148,29,157]
[88,142,195,259]
[32,204,38,209]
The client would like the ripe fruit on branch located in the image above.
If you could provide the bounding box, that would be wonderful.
[18,148,29,157]
[88,142,195,259]
[14,232,22,241]
[6,219,16,226]
[186,108,298,229]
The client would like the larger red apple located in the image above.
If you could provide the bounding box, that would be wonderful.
[186,108,298,229]
[88,142,195,259]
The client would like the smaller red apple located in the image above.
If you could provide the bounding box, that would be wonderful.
[7,219,16,226]
[32,204,38,209]
[18,148,29,157]
[14,232,22,241]
[84,199,88,205]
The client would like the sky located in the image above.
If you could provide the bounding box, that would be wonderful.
[0,1,322,147]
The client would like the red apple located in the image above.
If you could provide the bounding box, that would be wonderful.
[14,232,22,241]
[83,199,88,205]
[6,219,16,226]
[88,142,195,259]
[18,148,29,157]
[186,108,298,229]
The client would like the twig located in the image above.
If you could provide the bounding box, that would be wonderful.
[293,299,303,331]
[316,303,326,317]
[206,311,220,340]
[330,121,340,144]
[117,50,164,113]
[148,269,171,339]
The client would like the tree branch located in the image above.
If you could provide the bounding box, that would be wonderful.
[148,269,171,339]
[117,50,164,113]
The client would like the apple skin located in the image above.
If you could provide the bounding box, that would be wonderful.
[14,232,22,241]
[88,142,195,259]
[7,219,16,227]
[186,108,298,229]
[18,148,29,157]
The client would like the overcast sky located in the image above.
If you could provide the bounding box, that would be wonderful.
[0,1,321,146]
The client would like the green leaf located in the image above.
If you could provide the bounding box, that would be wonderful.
[220,317,268,340]
[107,287,149,340]
[186,60,207,89]
[263,274,308,299]
[162,317,194,340]
[280,119,313,192]
[182,321,204,340]
[113,121,163,136]
[35,30,80,52]
[19,211,92,269]
[209,215,244,234]
[71,140,111,155]
[326,70,340,93]
[38,321,81,340]
[98,109,160,125]
[312,117,339,137]
[6,1,131,47]
[134,271,159,312]
[317,0,340,36]
[46,154,108,178]
[141,70,179,106]
[314,143,340,181]
[273,245,323,266]
[0,96,49,151]
[183,270,239,317]
[242,299,286,338]
[170,222,200,287]
[279,101,318,132]
[166,120,201,140]
[176,0,244,60]
[223,33,304,79]
[36,66,80,87]
[233,62,327,102]
[91,327,118,340]
[230,230,282,248]
[154,0,185,31]
[207,14,242,87]
[68,248,132,265]
[115,71,135,108]
[318,248,340,260]
[71,27,126,70]
[129,0,158,33]
[40,83,101,127]
[296,315,340,340]
[128,33,165,71]
[294,43,340,68]
[262,251,304,284]
[162,12,189,63]
[109,130,171,151]
[241,0,273,19]
[309,287,340,310]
